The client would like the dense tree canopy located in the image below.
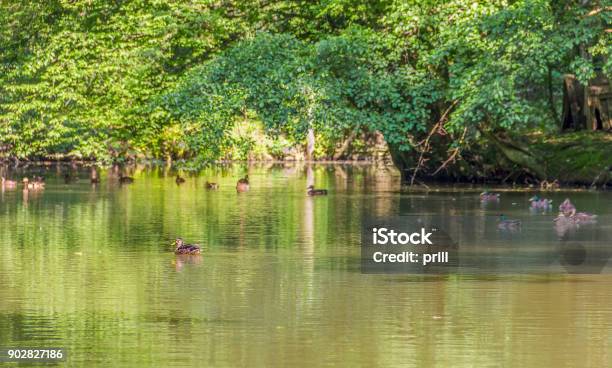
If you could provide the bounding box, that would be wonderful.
[1,1,610,174]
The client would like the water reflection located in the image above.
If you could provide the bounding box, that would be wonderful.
[0,164,610,367]
[174,254,203,272]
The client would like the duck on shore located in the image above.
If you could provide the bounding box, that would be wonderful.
[1,177,17,189]
[307,185,328,196]
[174,238,201,255]
[497,214,521,230]
[480,191,500,201]
[236,175,249,192]
[206,181,219,190]
[540,180,560,191]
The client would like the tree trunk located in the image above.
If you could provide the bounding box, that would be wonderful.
[562,74,587,130]
[333,127,359,160]
[481,129,546,179]
[580,44,592,128]
[306,127,315,160]
[387,144,416,183]
[547,66,560,125]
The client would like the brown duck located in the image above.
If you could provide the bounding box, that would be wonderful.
[119,176,134,184]
[206,181,219,190]
[23,177,45,190]
[175,175,186,185]
[174,238,201,255]
[236,175,249,192]
[307,185,327,196]
[90,168,100,184]
[64,172,77,184]
[1,177,17,189]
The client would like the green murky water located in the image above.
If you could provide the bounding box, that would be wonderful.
[0,164,611,367]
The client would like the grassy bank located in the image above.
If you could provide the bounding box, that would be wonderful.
[534,132,611,186]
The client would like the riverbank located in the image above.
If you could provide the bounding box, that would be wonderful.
[1,132,609,188]
[532,132,611,187]
[392,131,611,188]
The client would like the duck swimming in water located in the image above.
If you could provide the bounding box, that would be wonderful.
[90,168,100,184]
[175,175,186,185]
[497,214,521,230]
[119,176,134,184]
[206,181,219,190]
[555,198,597,225]
[1,177,17,189]
[306,185,327,196]
[22,177,45,190]
[480,191,500,201]
[174,238,201,255]
[529,195,553,210]
[558,198,576,217]
[64,172,77,184]
[236,175,249,192]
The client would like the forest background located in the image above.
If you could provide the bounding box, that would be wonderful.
[1,1,610,184]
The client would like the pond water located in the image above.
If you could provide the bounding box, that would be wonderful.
[0,164,610,367]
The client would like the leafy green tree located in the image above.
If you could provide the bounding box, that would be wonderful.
[1,0,609,180]
[158,30,440,160]
[382,0,610,179]
[0,0,249,161]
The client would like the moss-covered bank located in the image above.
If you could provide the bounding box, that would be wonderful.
[389,131,611,188]
[533,132,611,186]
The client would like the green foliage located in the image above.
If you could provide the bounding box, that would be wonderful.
[160,29,439,158]
[384,0,610,136]
[0,0,249,161]
[1,0,609,165]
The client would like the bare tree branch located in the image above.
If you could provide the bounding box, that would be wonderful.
[409,100,458,186]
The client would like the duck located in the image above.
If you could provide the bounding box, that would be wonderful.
[35,176,46,189]
[119,176,134,184]
[558,198,576,217]
[540,179,560,191]
[529,195,553,209]
[174,238,201,255]
[307,185,328,196]
[497,214,521,230]
[22,177,45,190]
[1,177,17,189]
[480,191,500,201]
[236,175,249,192]
[90,169,100,184]
[64,173,77,184]
[205,181,219,190]
[554,198,597,224]
[571,212,598,224]
[175,175,186,185]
